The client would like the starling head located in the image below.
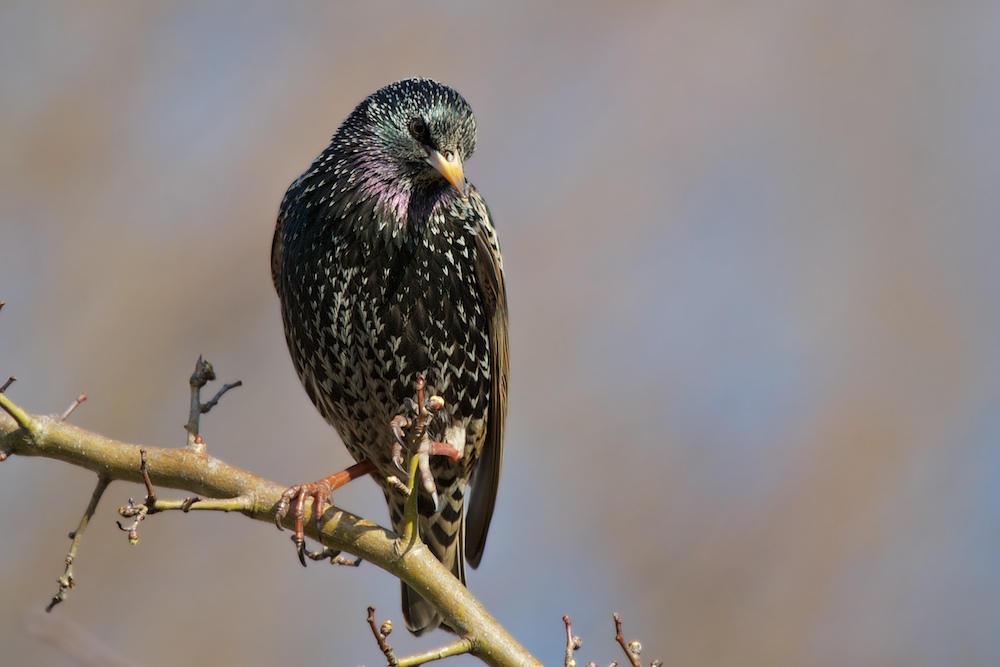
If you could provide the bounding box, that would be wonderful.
[336,78,477,208]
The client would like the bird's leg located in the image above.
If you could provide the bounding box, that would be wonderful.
[274,459,377,566]
[427,440,462,461]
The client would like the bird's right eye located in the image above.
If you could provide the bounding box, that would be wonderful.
[408,117,428,141]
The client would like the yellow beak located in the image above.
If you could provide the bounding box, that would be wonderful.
[427,149,466,196]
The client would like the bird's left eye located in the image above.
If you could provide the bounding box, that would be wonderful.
[408,117,428,140]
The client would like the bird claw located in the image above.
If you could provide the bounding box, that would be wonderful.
[392,442,406,473]
[390,415,411,472]
[274,479,334,566]
[273,460,377,566]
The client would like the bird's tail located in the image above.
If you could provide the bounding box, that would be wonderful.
[392,480,467,635]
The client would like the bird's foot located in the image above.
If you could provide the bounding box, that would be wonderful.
[391,432,459,469]
[274,459,377,566]
[390,376,457,462]
[274,479,333,565]
[389,376,461,509]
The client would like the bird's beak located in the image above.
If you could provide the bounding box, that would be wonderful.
[427,149,466,196]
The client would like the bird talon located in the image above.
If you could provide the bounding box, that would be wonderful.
[431,489,440,512]
[390,415,411,450]
[274,499,289,530]
[274,481,330,566]
[274,485,301,530]
[392,439,408,472]
[273,461,376,566]
[293,534,308,567]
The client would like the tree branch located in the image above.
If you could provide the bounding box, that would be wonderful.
[0,399,538,667]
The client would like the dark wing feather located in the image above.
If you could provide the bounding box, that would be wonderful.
[271,212,285,293]
[465,209,509,569]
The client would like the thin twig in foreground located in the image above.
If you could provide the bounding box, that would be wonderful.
[368,606,398,666]
[59,393,87,422]
[563,615,584,667]
[46,475,111,612]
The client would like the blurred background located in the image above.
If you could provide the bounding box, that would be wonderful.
[2,2,999,665]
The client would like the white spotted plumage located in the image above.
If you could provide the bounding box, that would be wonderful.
[271,79,508,635]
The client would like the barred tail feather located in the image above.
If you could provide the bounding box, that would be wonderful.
[397,482,467,635]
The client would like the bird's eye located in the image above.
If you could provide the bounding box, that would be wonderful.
[408,117,427,140]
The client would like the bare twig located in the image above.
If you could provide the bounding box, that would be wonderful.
[116,497,147,545]
[117,439,260,544]
[184,356,241,448]
[396,638,474,666]
[47,475,111,612]
[0,376,15,393]
[115,449,158,543]
[367,604,474,667]
[59,393,87,421]
[140,496,252,513]
[612,614,645,667]
[201,381,242,414]
[107,362,255,546]
[118,494,252,545]
[562,614,658,667]
[0,389,34,432]
[139,448,157,505]
[563,616,584,667]
[368,606,399,666]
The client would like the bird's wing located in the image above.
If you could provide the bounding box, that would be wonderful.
[271,211,285,294]
[465,204,509,568]
[272,181,306,293]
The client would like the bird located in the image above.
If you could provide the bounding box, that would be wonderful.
[271,78,508,635]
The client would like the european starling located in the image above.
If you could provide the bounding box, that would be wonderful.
[271,78,508,635]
